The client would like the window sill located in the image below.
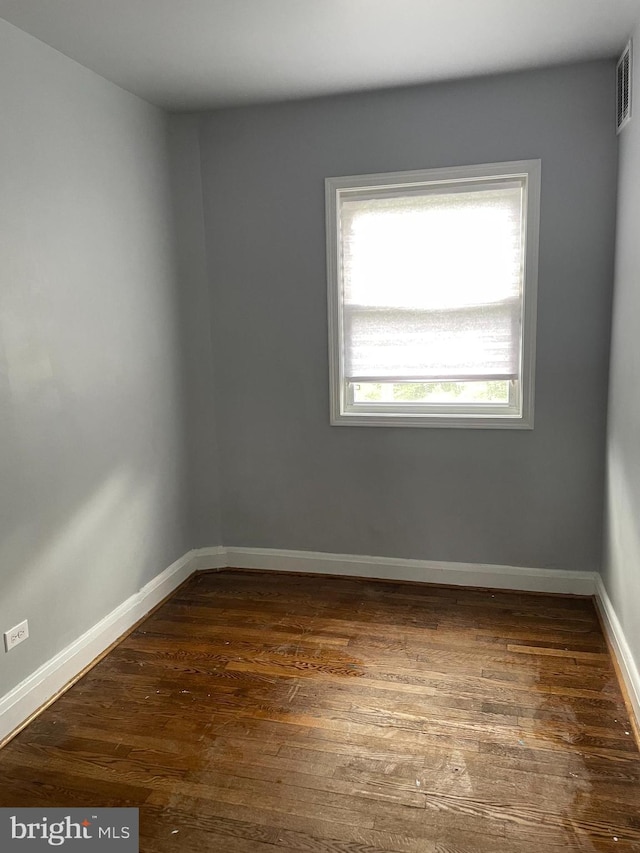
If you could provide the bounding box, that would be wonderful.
[330,411,534,429]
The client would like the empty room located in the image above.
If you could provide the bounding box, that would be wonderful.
[1,1,640,850]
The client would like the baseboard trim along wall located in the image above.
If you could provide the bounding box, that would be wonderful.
[594,576,640,739]
[205,546,598,595]
[0,549,200,746]
[3,544,639,747]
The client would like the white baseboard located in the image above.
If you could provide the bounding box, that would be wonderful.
[222,546,598,595]
[188,545,227,572]
[594,576,640,727]
[0,543,600,747]
[0,549,197,745]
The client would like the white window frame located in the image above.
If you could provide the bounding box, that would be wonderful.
[325,160,541,429]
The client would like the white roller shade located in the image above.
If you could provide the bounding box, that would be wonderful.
[339,181,525,382]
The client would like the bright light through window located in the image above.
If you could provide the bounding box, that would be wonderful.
[352,381,510,405]
[326,161,540,428]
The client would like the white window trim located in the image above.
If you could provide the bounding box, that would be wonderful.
[325,159,541,429]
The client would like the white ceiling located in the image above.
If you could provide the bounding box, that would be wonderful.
[1,0,638,111]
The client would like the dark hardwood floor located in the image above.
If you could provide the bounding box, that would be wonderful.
[0,570,639,852]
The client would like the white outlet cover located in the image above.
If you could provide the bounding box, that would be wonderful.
[4,619,29,652]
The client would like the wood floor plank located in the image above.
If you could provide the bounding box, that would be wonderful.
[0,569,638,852]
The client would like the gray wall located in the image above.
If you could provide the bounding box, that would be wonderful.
[199,61,618,570]
[168,115,222,547]
[603,22,640,668]
[0,20,189,695]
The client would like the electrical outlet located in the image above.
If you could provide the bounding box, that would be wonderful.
[4,619,29,652]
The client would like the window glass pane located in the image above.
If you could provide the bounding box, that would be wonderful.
[340,183,524,382]
[350,381,510,405]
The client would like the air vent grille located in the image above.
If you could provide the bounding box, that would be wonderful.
[617,41,632,133]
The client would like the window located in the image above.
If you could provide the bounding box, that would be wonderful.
[325,160,540,428]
